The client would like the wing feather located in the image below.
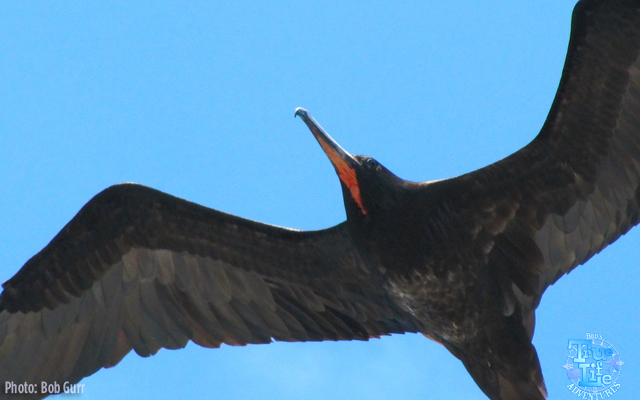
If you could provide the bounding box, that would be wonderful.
[418,0,640,328]
[0,183,420,398]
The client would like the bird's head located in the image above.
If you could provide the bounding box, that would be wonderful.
[295,108,407,227]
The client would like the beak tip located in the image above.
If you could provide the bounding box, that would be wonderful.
[294,107,307,119]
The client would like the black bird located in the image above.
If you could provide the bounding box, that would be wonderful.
[2,0,640,399]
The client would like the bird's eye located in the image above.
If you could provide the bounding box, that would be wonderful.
[363,158,378,171]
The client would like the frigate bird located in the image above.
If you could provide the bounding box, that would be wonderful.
[2,0,640,399]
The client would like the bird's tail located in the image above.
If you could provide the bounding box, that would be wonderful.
[459,345,547,400]
[443,312,547,400]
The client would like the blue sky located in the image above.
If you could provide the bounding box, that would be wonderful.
[1,1,638,399]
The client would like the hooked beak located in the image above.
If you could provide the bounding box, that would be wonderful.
[294,108,357,168]
[295,108,367,215]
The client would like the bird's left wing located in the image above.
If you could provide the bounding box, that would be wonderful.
[416,0,640,323]
[0,183,421,397]
[397,3,640,397]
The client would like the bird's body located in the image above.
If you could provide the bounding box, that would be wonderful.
[2,0,640,399]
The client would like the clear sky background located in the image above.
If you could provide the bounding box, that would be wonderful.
[1,1,638,399]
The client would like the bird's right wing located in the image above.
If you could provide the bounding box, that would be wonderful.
[0,183,421,397]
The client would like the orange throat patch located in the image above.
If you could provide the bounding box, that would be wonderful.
[318,140,368,215]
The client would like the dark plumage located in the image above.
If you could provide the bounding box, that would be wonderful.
[2,0,640,399]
